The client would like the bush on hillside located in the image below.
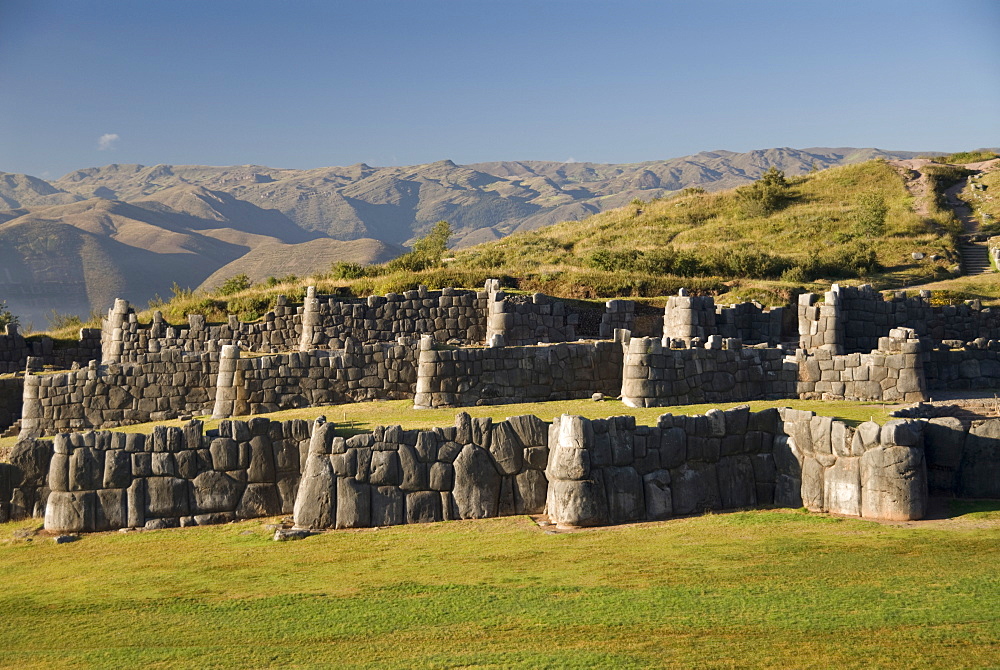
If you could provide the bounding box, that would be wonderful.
[0,300,18,331]
[218,274,253,296]
[852,191,888,238]
[736,166,790,217]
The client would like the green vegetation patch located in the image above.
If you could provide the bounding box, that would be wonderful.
[0,510,998,668]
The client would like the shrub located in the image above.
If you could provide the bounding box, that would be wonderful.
[736,167,790,217]
[218,274,252,296]
[0,301,19,331]
[225,295,271,322]
[852,191,888,237]
[330,262,366,280]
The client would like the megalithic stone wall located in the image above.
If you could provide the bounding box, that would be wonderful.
[485,289,576,347]
[662,292,718,342]
[293,412,550,529]
[14,407,1000,529]
[794,328,926,402]
[38,417,309,533]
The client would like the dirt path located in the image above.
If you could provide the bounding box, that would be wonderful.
[889,158,994,279]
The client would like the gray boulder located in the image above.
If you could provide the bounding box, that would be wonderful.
[717,455,757,509]
[800,457,826,511]
[453,445,501,519]
[958,419,1000,498]
[45,491,95,533]
[514,469,547,514]
[335,478,371,528]
[489,422,524,475]
[371,486,404,527]
[823,456,861,517]
[191,471,245,514]
[669,462,721,515]
[293,453,336,528]
[236,483,282,519]
[145,477,189,517]
[406,491,442,524]
[643,470,672,520]
[861,446,927,521]
[603,466,644,524]
[546,479,608,527]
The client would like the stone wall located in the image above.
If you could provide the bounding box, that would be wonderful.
[798,284,1000,354]
[27,417,309,532]
[924,343,1000,390]
[20,352,219,439]
[106,286,490,364]
[620,337,795,408]
[663,292,786,346]
[485,289,575,346]
[12,407,1000,529]
[0,325,101,374]
[413,338,624,409]
[794,328,926,402]
[294,413,550,529]
[212,340,418,418]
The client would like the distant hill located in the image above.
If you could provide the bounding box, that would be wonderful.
[0,147,930,324]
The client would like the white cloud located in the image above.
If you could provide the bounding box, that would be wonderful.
[98,133,120,151]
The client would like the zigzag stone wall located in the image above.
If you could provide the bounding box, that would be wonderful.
[0,407,962,530]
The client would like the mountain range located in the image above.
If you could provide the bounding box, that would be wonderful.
[0,147,925,326]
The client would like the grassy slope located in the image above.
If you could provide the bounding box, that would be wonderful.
[0,509,998,668]
[444,160,958,300]
[37,159,969,335]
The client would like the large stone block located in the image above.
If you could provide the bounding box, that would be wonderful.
[603,466,644,524]
[514,469,547,514]
[369,450,402,487]
[10,439,52,488]
[861,446,927,521]
[371,486,404,527]
[237,483,282,519]
[669,462,721,515]
[717,455,757,509]
[453,445,501,519]
[146,477,190,518]
[210,437,240,471]
[247,436,276,483]
[191,471,245,514]
[801,457,826,511]
[69,447,103,491]
[406,491,442,524]
[924,417,965,494]
[643,470,672,520]
[293,454,336,529]
[44,491,95,533]
[336,478,371,528]
[546,479,608,527]
[489,422,524,475]
[95,488,127,531]
[958,419,1000,498]
[823,457,861,517]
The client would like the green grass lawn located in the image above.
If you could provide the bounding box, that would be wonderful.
[0,508,998,668]
[0,397,899,452]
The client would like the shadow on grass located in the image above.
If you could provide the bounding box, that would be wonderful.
[947,499,1000,518]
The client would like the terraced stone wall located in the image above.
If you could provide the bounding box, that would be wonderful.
[21,417,309,532]
[798,284,1000,354]
[20,352,219,438]
[413,339,624,409]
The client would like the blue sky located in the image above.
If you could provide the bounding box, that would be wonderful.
[1,0,998,178]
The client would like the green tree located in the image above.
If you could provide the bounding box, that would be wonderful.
[852,192,888,237]
[736,167,789,217]
[218,274,253,296]
[0,300,18,332]
[389,220,453,272]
